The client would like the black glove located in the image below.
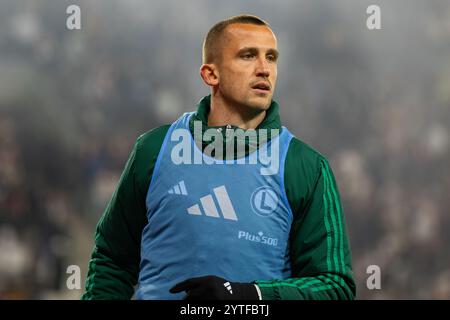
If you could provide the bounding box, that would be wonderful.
[169,275,259,300]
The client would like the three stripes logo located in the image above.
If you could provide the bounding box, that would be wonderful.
[187,185,238,221]
[168,180,188,195]
[223,282,233,294]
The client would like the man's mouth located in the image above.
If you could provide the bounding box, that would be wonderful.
[251,81,271,93]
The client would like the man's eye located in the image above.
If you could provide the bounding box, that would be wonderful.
[267,55,276,62]
[242,53,254,59]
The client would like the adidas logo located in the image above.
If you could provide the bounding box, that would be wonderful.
[223,282,233,294]
[168,180,187,195]
[187,185,238,221]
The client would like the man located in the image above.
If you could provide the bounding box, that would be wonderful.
[82,14,356,300]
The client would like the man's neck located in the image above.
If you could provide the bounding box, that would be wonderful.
[207,97,267,130]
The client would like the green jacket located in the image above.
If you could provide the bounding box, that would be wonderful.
[82,96,356,300]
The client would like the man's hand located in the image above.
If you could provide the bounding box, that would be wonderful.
[169,275,259,300]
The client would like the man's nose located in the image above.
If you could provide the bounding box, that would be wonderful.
[255,56,270,77]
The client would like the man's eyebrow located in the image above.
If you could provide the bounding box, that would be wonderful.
[237,47,258,54]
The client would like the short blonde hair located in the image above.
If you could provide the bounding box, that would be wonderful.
[202,14,270,64]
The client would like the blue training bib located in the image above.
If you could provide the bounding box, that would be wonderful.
[136,112,294,300]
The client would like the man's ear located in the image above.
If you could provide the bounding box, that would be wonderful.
[199,64,219,87]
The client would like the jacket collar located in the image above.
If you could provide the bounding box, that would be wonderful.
[191,95,282,131]
[188,95,283,157]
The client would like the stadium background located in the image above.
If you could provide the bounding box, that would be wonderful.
[0,0,449,299]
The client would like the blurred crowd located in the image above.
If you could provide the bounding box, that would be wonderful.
[0,0,449,299]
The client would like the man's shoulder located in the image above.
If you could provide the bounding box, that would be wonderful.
[135,124,171,152]
[283,134,332,216]
[287,135,327,167]
[128,125,172,190]
[284,134,332,185]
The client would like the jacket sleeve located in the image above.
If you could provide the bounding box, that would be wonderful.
[255,157,356,300]
[81,126,169,300]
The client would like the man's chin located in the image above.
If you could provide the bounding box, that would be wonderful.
[247,97,272,111]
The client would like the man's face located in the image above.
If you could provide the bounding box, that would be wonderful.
[216,23,278,113]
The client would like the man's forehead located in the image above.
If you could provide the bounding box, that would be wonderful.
[223,23,277,47]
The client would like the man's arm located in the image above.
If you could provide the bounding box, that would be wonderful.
[81,125,170,300]
[255,140,356,300]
